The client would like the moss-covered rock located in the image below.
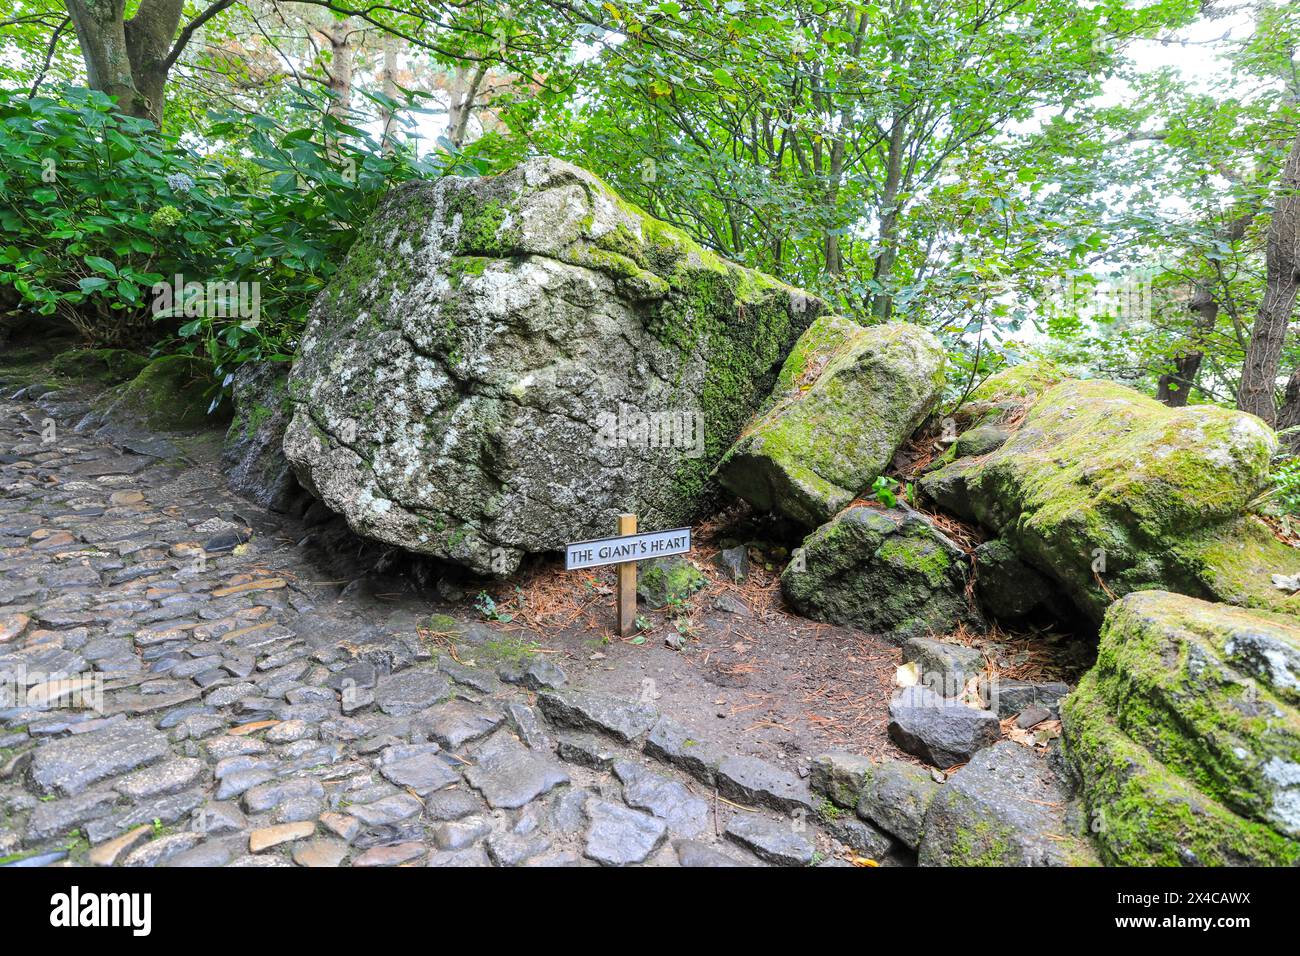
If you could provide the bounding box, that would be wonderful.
[222,361,300,512]
[283,157,823,576]
[103,355,226,432]
[920,374,1299,621]
[636,556,707,609]
[918,741,1099,866]
[715,317,946,527]
[780,504,981,642]
[49,348,147,386]
[1061,591,1300,864]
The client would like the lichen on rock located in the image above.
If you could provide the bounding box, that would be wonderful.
[920,370,1300,621]
[780,504,981,641]
[1061,590,1300,865]
[282,157,822,575]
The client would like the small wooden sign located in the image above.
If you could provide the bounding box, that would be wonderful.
[565,516,692,636]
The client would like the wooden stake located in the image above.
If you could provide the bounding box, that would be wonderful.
[616,513,637,637]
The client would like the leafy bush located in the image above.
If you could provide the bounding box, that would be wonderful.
[1267,456,1300,516]
[0,84,470,388]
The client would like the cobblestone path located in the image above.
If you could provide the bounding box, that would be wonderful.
[0,386,865,867]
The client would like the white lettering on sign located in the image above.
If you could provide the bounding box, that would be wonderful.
[565,528,692,571]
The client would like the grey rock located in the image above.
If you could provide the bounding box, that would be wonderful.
[827,816,894,859]
[486,831,552,867]
[281,157,817,576]
[716,755,813,813]
[416,699,503,750]
[714,546,748,583]
[124,832,205,867]
[674,839,752,867]
[918,741,1098,866]
[498,657,567,690]
[613,760,710,838]
[241,776,325,814]
[636,556,707,609]
[723,813,813,866]
[26,788,119,842]
[555,731,620,771]
[887,685,1001,769]
[537,688,657,743]
[464,732,569,809]
[978,678,1071,719]
[505,702,551,751]
[424,788,483,822]
[348,793,424,826]
[433,815,492,851]
[114,757,204,801]
[856,758,941,849]
[374,667,450,716]
[809,752,874,808]
[28,718,169,796]
[377,743,461,794]
[584,798,667,866]
[643,717,725,786]
[901,637,986,698]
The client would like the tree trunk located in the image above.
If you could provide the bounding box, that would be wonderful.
[380,34,399,154]
[1238,132,1300,424]
[870,117,907,320]
[1157,284,1218,406]
[1277,366,1300,452]
[65,0,184,125]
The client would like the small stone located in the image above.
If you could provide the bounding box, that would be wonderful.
[292,837,349,867]
[613,760,710,838]
[249,820,315,852]
[352,842,426,867]
[242,776,324,814]
[0,613,31,644]
[29,718,170,796]
[555,731,621,771]
[373,667,450,716]
[348,793,424,826]
[584,799,666,866]
[464,732,569,810]
[643,717,724,786]
[377,743,461,794]
[1015,706,1052,729]
[424,788,483,821]
[320,811,363,843]
[902,637,986,698]
[887,685,1002,769]
[114,757,204,801]
[714,546,748,582]
[856,758,940,849]
[716,755,813,813]
[810,752,874,808]
[417,700,504,750]
[498,657,567,690]
[724,813,813,866]
[674,839,751,867]
[433,815,492,851]
[88,825,152,866]
[536,688,658,743]
[124,832,204,867]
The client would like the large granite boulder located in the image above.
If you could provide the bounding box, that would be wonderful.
[1061,590,1300,865]
[715,315,945,527]
[223,361,300,512]
[920,367,1300,622]
[282,157,822,575]
[781,504,982,641]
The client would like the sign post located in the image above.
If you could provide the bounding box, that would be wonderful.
[616,513,637,637]
[564,516,692,638]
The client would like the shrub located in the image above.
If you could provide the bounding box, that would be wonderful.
[0,84,471,393]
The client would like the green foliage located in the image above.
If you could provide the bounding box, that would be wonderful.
[0,84,467,388]
[1266,456,1300,516]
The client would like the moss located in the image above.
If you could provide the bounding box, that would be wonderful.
[943,816,1018,866]
[637,557,707,608]
[878,533,952,586]
[49,348,147,386]
[108,354,228,430]
[1061,670,1300,865]
[936,377,1283,621]
[968,359,1066,403]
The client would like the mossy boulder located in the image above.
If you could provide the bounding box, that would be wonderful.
[920,372,1299,622]
[1061,591,1300,864]
[715,316,946,527]
[102,354,226,432]
[49,348,147,386]
[283,157,823,576]
[636,556,707,609]
[918,741,1099,866]
[780,504,982,642]
[222,361,300,512]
